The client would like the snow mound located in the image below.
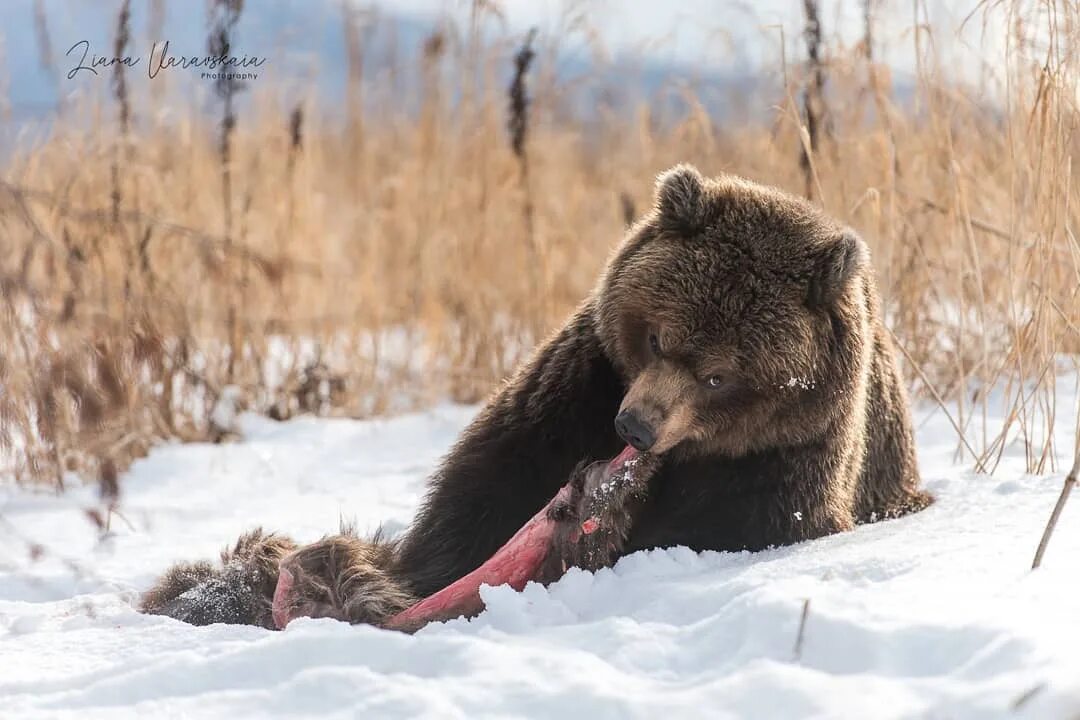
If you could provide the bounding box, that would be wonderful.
[1,387,1079,719]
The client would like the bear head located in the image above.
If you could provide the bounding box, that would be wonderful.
[594,164,870,459]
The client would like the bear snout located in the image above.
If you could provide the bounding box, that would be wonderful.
[615,409,658,451]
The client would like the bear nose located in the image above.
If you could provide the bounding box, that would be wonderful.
[615,410,657,452]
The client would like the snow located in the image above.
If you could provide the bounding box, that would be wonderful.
[2,384,1079,719]
[209,385,245,436]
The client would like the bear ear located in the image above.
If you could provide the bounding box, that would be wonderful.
[654,164,706,234]
[807,229,865,308]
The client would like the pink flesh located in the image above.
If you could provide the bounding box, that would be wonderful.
[272,566,295,630]
[610,444,639,469]
[385,484,571,629]
[385,444,640,630]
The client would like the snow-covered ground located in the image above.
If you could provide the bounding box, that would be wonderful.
[1,382,1079,719]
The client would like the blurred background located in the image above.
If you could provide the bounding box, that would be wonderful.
[0,1,1077,498]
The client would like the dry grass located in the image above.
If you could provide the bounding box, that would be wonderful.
[0,0,1078,500]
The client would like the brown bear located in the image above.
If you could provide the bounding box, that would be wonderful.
[394,164,930,595]
[142,165,931,628]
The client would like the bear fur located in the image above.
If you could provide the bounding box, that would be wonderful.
[140,529,297,629]
[142,165,931,624]
[395,164,930,598]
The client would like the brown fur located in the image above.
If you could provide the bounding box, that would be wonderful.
[398,164,930,596]
[271,451,661,630]
[261,454,660,631]
[597,165,932,550]
[140,529,297,629]
[539,452,661,582]
[273,528,416,627]
[145,164,931,628]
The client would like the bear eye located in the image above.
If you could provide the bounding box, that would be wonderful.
[648,333,662,356]
[706,375,724,388]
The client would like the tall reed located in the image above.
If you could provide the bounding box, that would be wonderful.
[0,1,1077,497]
